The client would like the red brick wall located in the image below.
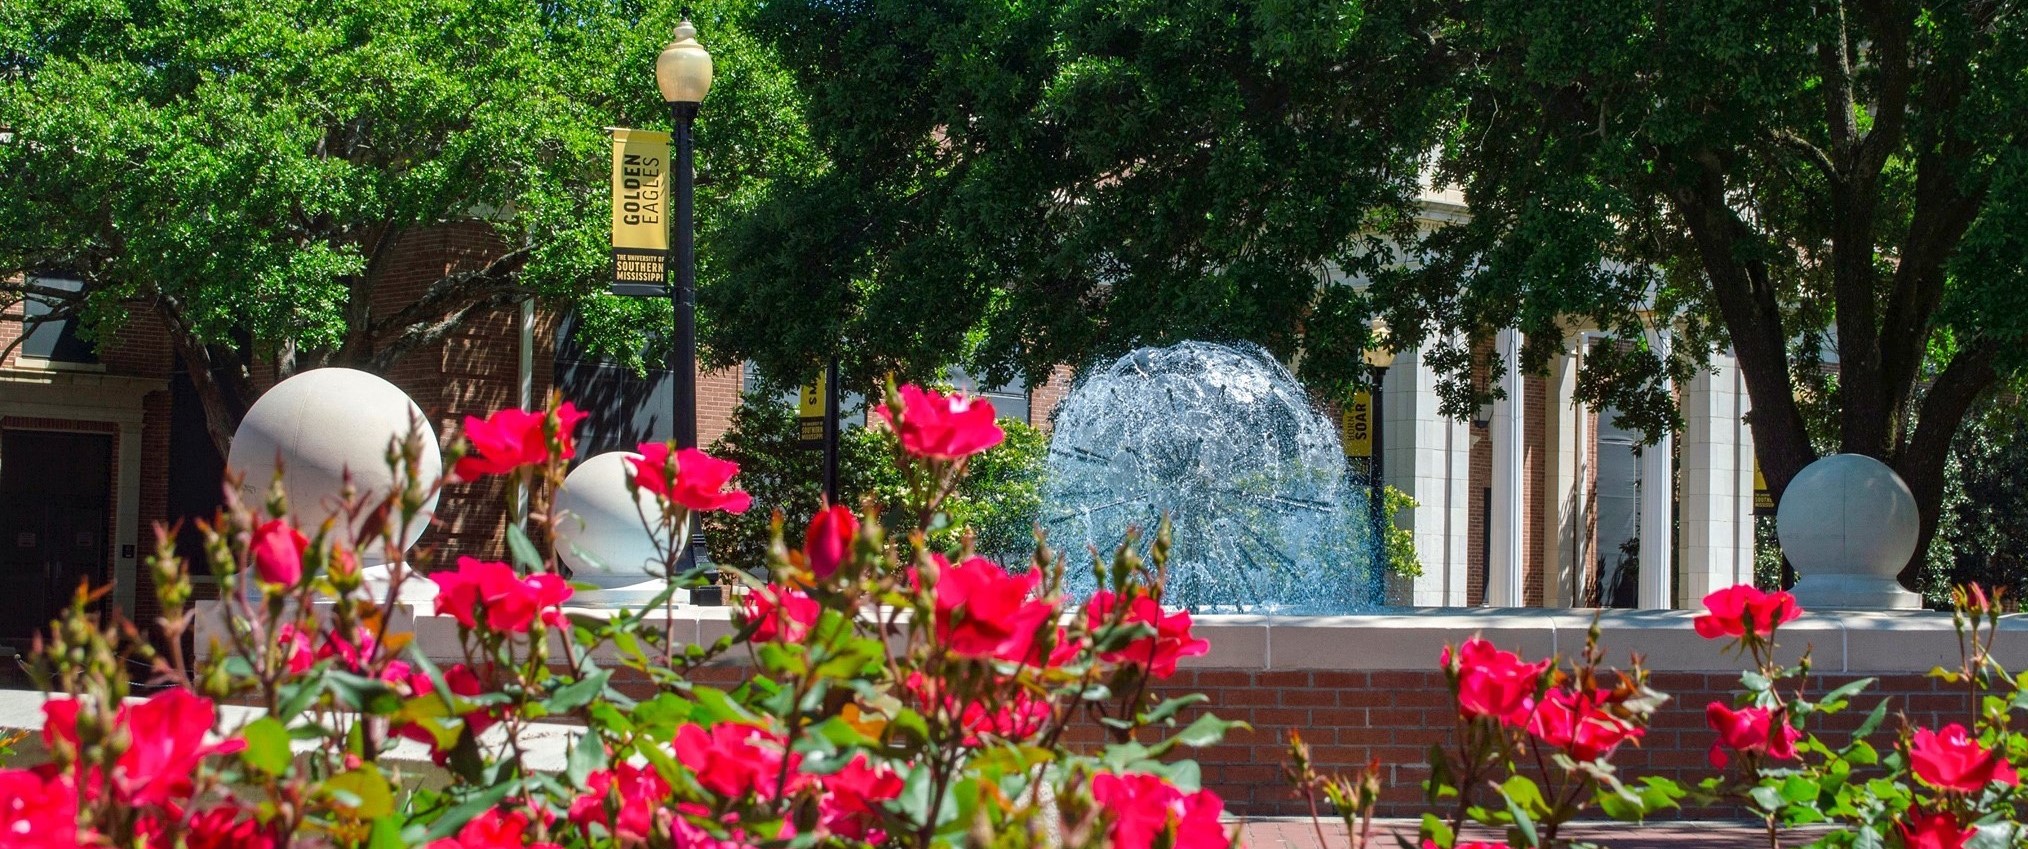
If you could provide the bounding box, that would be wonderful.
[1152,669,1949,817]
[1027,365,1077,431]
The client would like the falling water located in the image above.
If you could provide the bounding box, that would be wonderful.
[1042,342,1384,614]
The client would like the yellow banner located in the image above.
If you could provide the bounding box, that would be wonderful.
[798,374,827,447]
[1753,459,1774,513]
[1340,392,1373,458]
[609,128,670,292]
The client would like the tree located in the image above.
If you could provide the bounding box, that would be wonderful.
[0,0,816,455]
[719,0,2028,591]
[1392,0,2028,589]
[708,0,1454,391]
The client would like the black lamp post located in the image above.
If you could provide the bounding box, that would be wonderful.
[1364,333,1395,602]
[657,19,712,576]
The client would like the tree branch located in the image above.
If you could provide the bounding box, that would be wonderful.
[1896,338,2002,588]
[369,244,532,340]
[366,287,528,373]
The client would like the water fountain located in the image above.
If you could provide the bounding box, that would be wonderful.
[1041,342,1383,614]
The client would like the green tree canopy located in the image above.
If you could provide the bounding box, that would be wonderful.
[719,0,2028,589]
[0,0,816,453]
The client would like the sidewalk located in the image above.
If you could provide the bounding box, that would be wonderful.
[1237,818,1828,848]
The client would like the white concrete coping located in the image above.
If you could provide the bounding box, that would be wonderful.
[192,602,2017,675]
[0,687,576,783]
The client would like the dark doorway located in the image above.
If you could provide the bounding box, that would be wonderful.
[0,430,114,650]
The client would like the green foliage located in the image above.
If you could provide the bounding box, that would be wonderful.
[0,0,814,435]
[1381,484,1424,580]
[703,393,1048,568]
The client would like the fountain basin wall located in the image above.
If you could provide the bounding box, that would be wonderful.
[189,604,2009,817]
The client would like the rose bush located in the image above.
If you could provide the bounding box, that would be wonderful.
[7,381,1240,849]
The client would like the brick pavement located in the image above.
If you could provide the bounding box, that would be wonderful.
[1235,817,1832,849]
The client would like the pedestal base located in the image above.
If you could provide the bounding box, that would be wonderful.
[1790,574,1923,610]
[565,580,691,610]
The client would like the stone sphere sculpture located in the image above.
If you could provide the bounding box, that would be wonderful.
[227,368,441,565]
[1776,453,1922,610]
[554,451,684,606]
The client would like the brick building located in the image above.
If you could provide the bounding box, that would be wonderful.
[0,220,1072,649]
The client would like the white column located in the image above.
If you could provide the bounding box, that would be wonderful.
[1541,335,1584,607]
[1732,365,1758,587]
[1488,328,1526,607]
[1388,346,1473,606]
[1637,328,1675,608]
[1682,349,1755,601]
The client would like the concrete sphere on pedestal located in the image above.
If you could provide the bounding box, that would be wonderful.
[554,451,669,588]
[227,368,442,564]
[1776,453,1922,609]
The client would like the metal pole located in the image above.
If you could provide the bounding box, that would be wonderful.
[671,100,699,577]
[822,356,841,505]
[1370,369,1386,603]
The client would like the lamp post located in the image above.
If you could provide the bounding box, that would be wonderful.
[656,19,712,576]
[1363,337,1395,601]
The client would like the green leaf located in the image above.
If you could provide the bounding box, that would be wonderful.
[1168,713,1243,749]
[567,729,606,788]
[506,524,545,572]
[1821,677,1877,707]
[545,669,612,714]
[366,814,405,849]
[239,716,293,775]
[1139,694,1209,725]
[1499,775,1551,819]
[1501,782,1540,848]
[322,769,395,819]
[1419,814,1454,849]
[421,782,517,841]
[1854,698,1891,740]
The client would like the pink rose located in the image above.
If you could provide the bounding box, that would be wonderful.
[430,556,572,633]
[739,585,821,643]
[1705,701,1800,768]
[1089,772,1230,849]
[249,519,308,586]
[1910,723,2020,793]
[627,444,753,514]
[1442,638,1548,727]
[453,402,588,482]
[804,504,858,579]
[671,723,804,801]
[1086,590,1209,678]
[0,768,79,848]
[817,754,903,840]
[42,688,245,807]
[1693,584,1801,640]
[1896,809,1975,849]
[1525,686,1642,762]
[874,384,1004,460]
[426,808,562,849]
[924,554,1056,663]
[569,762,671,844]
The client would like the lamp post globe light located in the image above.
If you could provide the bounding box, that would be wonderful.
[656,19,712,577]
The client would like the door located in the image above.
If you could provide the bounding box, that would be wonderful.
[0,430,113,649]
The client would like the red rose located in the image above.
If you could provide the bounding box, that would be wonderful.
[249,519,308,586]
[1896,809,1975,849]
[427,808,562,849]
[42,688,246,807]
[627,444,753,514]
[454,402,588,482]
[1089,772,1230,849]
[1693,584,1801,640]
[1704,701,1800,768]
[1086,590,1209,678]
[672,723,804,801]
[902,671,1055,744]
[1526,686,1642,762]
[430,556,573,633]
[569,763,671,844]
[1423,843,1507,849]
[0,768,78,848]
[817,754,903,840]
[804,504,858,579]
[1910,723,2020,793]
[181,805,270,849]
[739,584,822,643]
[874,384,1004,460]
[924,554,1057,663]
[393,663,497,759]
[1442,637,1548,727]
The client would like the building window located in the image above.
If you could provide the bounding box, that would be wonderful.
[18,277,97,365]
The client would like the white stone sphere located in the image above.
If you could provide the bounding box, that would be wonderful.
[553,451,668,587]
[227,368,441,564]
[1777,453,1922,609]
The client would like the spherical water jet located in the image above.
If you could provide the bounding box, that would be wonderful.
[1041,342,1382,614]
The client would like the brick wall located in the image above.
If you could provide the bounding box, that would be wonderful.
[1152,668,1948,818]
[1027,364,1077,431]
